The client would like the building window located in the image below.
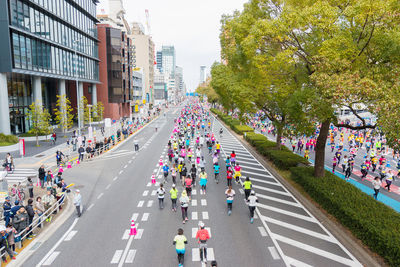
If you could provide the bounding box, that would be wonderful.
[12,33,21,68]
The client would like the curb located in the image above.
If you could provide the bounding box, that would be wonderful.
[212,114,384,267]
[6,194,75,267]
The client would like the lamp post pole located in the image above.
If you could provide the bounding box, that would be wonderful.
[73,40,81,135]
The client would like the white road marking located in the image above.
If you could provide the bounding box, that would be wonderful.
[131,213,139,222]
[137,201,144,207]
[284,256,313,267]
[258,227,268,237]
[141,213,149,221]
[153,168,158,173]
[106,184,111,190]
[202,211,209,220]
[268,247,281,260]
[42,251,60,266]
[97,193,104,199]
[122,229,130,240]
[201,199,207,206]
[118,236,134,267]
[239,189,244,195]
[128,160,132,164]
[151,190,157,196]
[125,249,137,263]
[87,203,95,211]
[158,174,163,179]
[147,182,151,187]
[192,199,197,206]
[271,233,356,266]
[192,248,215,261]
[143,190,149,196]
[257,203,315,222]
[256,193,300,207]
[192,189,197,195]
[192,212,198,220]
[113,176,118,181]
[36,218,79,267]
[119,170,123,174]
[147,200,153,207]
[64,230,77,241]
[262,216,334,242]
[111,250,123,264]
[124,164,128,169]
[253,184,290,196]
[134,229,144,239]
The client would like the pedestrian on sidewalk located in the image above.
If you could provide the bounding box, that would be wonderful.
[42,190,55,222]
[170,184,178,212]
[248,191,258,223]
[3,197,12,227]
[179,191,189,224]
[26,199,35,238]
[27,178,34,198]
[372,176,381,200]
[78,146,85,162]
[56,150,64,166]
[38,165,46,188]
[73,190,82,217]
[173,228,187,267]
[195,222,210,264]
[0,225,16,263]
[34,197,44,228]
[13,207,29,238]
[157,183,166,209]
[6,224,17,255]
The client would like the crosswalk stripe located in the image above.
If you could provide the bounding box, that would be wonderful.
[192,212,198,220]
[147,200,153,207]
[125,249,137,263]
[192,199,198,206]
[137,201,144,208]
[111,250,123,264]
[257,203,315,222]
[151,190,157,196]
[131,213,139,221]
[202,211,209,220]
[192,189,197,195]
[201,199,207,206]
[142,190,149,196]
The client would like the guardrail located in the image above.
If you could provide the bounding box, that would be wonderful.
[0,191,68,259]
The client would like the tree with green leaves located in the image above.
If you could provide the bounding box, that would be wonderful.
[27,101,52,146]
[92,102,105,122]
[219,0,400,177]
[79,96,91,125]
[54,94,74,136]
[195,79,219,106]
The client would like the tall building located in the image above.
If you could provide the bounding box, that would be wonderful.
[0,0,99,135]
[156,51,163,73]
[154,70,167,106]
[160,45,176,76]
[129,22,154,105]
[200,66,206,84]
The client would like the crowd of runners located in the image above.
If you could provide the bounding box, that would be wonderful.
[249,112,398,200]
[154,102,258,266]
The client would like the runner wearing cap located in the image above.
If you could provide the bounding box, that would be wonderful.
[195,221,210,264]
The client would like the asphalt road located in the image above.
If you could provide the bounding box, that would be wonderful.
[21,104,364,267]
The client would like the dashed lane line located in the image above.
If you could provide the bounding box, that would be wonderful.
[111,250,123,264]
[42,251,60,266]
[87,203,95,211]
[137,201,144,208]
[143,190,149,196]
[268,247,281,260]
[141,213,149,221]
[64,230,77,241]
[125,249,137,264]
[97,193,104,200]
[106,184,112,190]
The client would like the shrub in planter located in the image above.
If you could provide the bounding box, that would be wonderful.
[0,133,19,146]
[232,124,254,135]
[263,150,309,169]
[290,167,400,267]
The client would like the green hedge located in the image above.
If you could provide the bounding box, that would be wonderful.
[264,150,308,169]
[232,124,254,135]
[290,167,400,267]
[0,133,19,146]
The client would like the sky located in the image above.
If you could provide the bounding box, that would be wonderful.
[97,0,248,91]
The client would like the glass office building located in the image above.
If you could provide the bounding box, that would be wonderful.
[0,0,100,135]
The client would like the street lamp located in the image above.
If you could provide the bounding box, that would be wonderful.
[87,104,92,127]
[73,39,81,135]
